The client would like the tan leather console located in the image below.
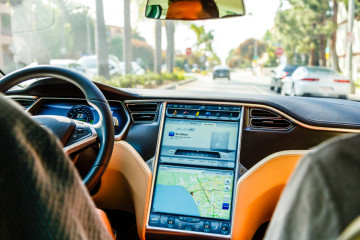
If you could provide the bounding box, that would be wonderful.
[231,150,308,240]
[93,142,307,240]
[92,141,152,240]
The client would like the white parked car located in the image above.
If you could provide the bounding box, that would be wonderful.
[78,55,122,78]
[49,59,95,79]
[26,59,95,81]
[281,66,351,99]
[119,62,146,75]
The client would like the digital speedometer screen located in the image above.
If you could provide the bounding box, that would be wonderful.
[66,105,94,123]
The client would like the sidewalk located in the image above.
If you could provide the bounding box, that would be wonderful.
[349,88,360,101]
[157,76,196,90]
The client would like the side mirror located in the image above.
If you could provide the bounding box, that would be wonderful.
[145,0,245,20]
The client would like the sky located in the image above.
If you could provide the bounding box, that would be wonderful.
[79,0,281,63]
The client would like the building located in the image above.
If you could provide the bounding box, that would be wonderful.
[336,2,360,81]
[0,1,13,70]
[108,25,124,39]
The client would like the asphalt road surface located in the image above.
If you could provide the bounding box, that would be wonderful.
[178,71,275,95]
[179,71,360,101]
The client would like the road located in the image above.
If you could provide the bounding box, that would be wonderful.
[178,71,360,101]
[178,71,275,95]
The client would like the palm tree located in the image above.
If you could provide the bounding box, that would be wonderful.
[154,21,162,74]
[190,24,216,69]
[330,0,340,71]
[166,21,175,73]
[123,0,132,74]
[95,0,109,78]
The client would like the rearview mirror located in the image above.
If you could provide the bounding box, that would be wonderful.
[145,0,245,20]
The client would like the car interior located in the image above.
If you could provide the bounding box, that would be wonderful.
[1,0,360,239]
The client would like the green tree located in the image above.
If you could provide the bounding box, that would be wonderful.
[134,0,162,73]
[189,24,219,69]
[123,0,132,74]
[262,30,278,67]
[95,0,109,78]
[227,38,266,68]
[132,38,154,70]
[109,37,123,61]
[65,3,95,57]
[275,0,334,66]
[330,0,340,71]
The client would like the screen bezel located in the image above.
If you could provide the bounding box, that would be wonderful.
[146,101,244,238]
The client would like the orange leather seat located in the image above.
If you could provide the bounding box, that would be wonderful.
[232,151,307,240]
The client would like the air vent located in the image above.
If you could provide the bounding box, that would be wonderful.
[13,98,37,110]
[249,108,292,130]
[250,108,279,118]
[127,103,159,122]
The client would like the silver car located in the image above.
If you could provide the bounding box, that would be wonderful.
[281,66,351,99]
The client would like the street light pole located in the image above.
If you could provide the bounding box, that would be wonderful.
[346,0,355,92]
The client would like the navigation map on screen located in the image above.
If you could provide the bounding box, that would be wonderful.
[153,166,234,220]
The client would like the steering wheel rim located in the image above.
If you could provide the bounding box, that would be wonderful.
[0,66,114,191]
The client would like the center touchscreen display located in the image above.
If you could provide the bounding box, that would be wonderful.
[160,118,239,168]
[153,165,234,220]
[150,104,241,223]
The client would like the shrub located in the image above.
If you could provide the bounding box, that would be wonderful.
[93,72,188,88]
[354,78,360,88]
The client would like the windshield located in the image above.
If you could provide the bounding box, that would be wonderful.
[284,65,299,74]
[306,67,337,74]
[1,0,359,100]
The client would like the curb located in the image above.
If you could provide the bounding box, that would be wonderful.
[158,78,196,90]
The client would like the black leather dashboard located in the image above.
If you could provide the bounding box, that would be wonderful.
[8,78,360,130]
[7,78,360,172]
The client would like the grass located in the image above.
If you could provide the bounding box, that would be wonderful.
[92,71,187,89]
[355,78,360,88]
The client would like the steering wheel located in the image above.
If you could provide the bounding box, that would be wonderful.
[0,66,114,191]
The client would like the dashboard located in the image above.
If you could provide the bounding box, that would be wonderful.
[7,78,360,240]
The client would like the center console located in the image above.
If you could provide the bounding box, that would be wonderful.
[146,102,243,239]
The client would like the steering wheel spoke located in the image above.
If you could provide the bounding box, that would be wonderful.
[0,66,114,191]
[64,121,98,155]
